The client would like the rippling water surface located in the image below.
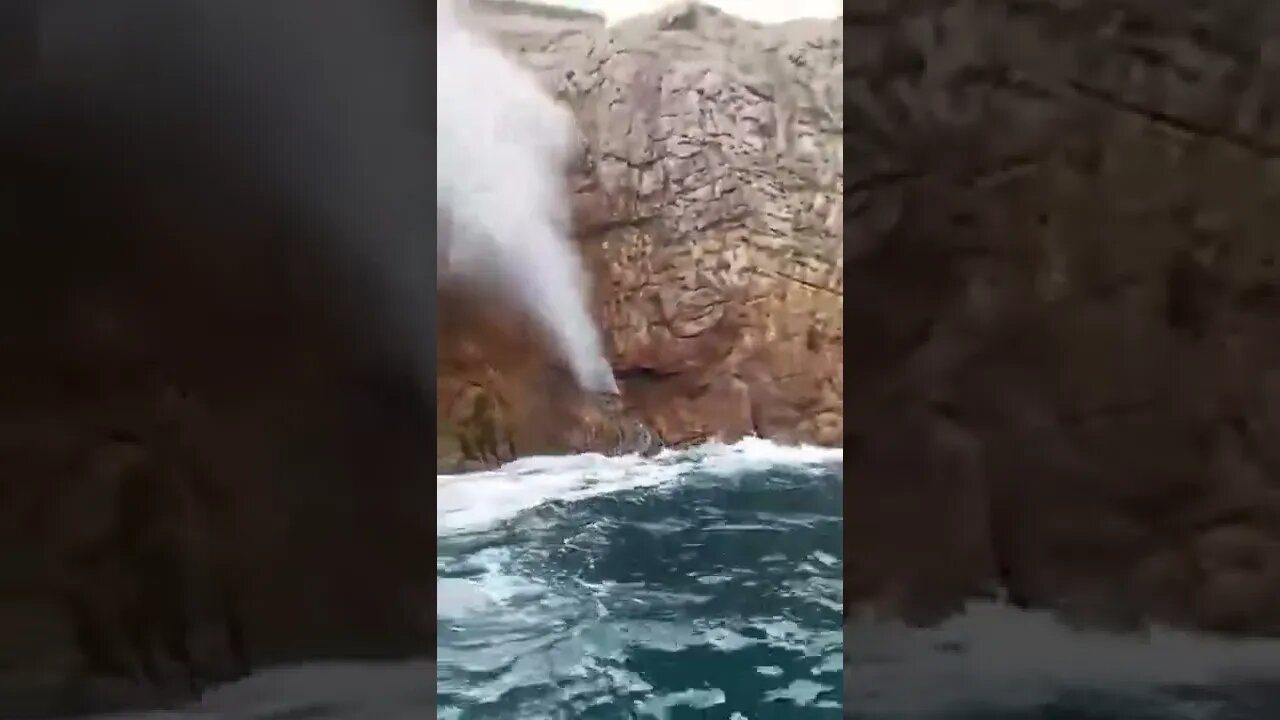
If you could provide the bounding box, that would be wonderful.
[437,438,845,718]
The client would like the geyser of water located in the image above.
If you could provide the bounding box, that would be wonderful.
[435,0,619,396]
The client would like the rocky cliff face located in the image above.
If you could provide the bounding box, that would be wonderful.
[437,2,845,470]
[844,0,1280,635]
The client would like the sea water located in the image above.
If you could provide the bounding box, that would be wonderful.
[437,438,845,718]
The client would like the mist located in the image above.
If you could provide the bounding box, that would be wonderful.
[435,0,619,396]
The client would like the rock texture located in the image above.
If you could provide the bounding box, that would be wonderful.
[437,1,845,470]
[844,0,1280,635]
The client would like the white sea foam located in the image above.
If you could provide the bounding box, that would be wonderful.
[437,437,843,536]
[847,600,1280,717]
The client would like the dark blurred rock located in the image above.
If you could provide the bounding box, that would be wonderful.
[0,1,436,716]
[843,0,1280,635]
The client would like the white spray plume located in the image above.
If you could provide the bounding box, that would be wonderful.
[435,0,619,396]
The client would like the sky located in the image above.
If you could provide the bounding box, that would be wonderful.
[549,0,842,24]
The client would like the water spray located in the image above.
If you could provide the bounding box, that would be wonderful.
[435,0,619,396]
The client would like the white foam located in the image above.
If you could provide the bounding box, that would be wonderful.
[437,438,842,536]
[847,600,1280,716]
[680,436,843,478]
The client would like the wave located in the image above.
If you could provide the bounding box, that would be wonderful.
[437,437,843,536]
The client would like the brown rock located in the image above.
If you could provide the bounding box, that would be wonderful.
[437,1,845,469]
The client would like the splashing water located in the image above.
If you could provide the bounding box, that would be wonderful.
[435,0,618,395]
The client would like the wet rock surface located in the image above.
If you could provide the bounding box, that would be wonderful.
[843,0,1280,635]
